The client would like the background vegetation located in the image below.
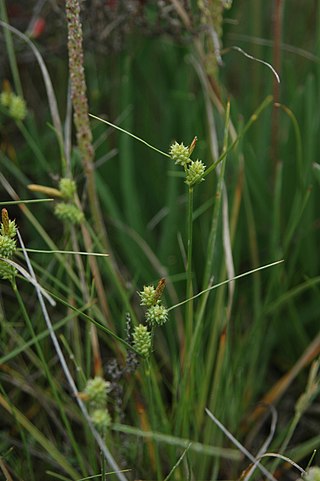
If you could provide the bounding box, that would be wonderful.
[0,1,319,480]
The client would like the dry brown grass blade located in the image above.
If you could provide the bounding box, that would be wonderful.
[247,332,320,426]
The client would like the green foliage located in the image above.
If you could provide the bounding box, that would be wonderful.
[0,1,319,480]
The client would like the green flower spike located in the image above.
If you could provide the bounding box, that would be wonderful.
[139,285,157,307]
[0,235,16,258]
[0,209,17,282]
[59,178,77,199]
[169,141,191,167]
[91,408,111,433]
[132,324,151,358]
[0,261,16,281]
[84,376,110,409]
[0,91,12,108]
[298,467,320,481]
[54,202,84,224]
[185,160,206,186]
[146,301,168,327]
[9,95,27,121]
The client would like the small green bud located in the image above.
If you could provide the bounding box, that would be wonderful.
[169,141,191,167]
[146,301,168,327]
[0,235,16,258]
[139,285,157,307]
[9,95,27,121]
[59,178,77,199]
[54,202,84,224]
[84,376,110,409]
[91,408,111,433]
[185,160,206,186]
[132,324,151,357]
[0,91,12,108]
[0,260,17,281]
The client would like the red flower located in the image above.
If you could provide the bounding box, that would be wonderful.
[30,17,46,39]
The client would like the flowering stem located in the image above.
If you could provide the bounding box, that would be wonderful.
[65,0,108,248]
[186,186,194,343]
[144,359,163,479]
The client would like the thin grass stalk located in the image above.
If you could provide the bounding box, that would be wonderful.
[11,279,88,477]
[183,103,230,440]
[0,0,23,97]
[275,104,303,185]
[0,173,82,287]
[206,409,278,481]
[17,231,128,481]
[0,20,63,142]
[204,96,274,178]
[173,185,195,440]
[185,186,194,342]
[243,175,262,315]
[270,161,283,258]
[85,222,137,325]
[17,121,48,169]
[269,360,319,475]
[0,390,80,480]
[271,0,284,173]
[0,384,30,481]
[71,217,104,375]
[201,102,230,292]
[144,359,163,480]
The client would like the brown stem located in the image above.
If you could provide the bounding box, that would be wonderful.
[65,0,110,249]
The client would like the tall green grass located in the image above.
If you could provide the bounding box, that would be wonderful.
[0,1,319,480]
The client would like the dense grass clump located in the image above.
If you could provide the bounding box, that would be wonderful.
[0,1,319,480]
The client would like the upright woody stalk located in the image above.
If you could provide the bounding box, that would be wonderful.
[65,0,107,245]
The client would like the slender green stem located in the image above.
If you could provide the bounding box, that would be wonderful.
[186,186,194,338]
[204,95,273,177]
[12,281,87,476]
[0,0,23,97]
[17,121,48,169]
[201,102,230,293]
[0,198,54,206]
[275,103,303,183]
[0,383,35,481]
[89,113,171,159]
[144,359,163,480]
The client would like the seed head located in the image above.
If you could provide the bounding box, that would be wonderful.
[9,95,27,121]
[185,160,206,186]
[54,202,84,224]
[169,141,191,167]
[0,261,17,281]
[146,301,168,327]
[91,408,111,433]
[0,235,16,258]
[139,285,157,307]
[84,376,110,409]
[298,467,320,481]
[59,178,77,199]
[132,324,151,358]
[0,91,12,108]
